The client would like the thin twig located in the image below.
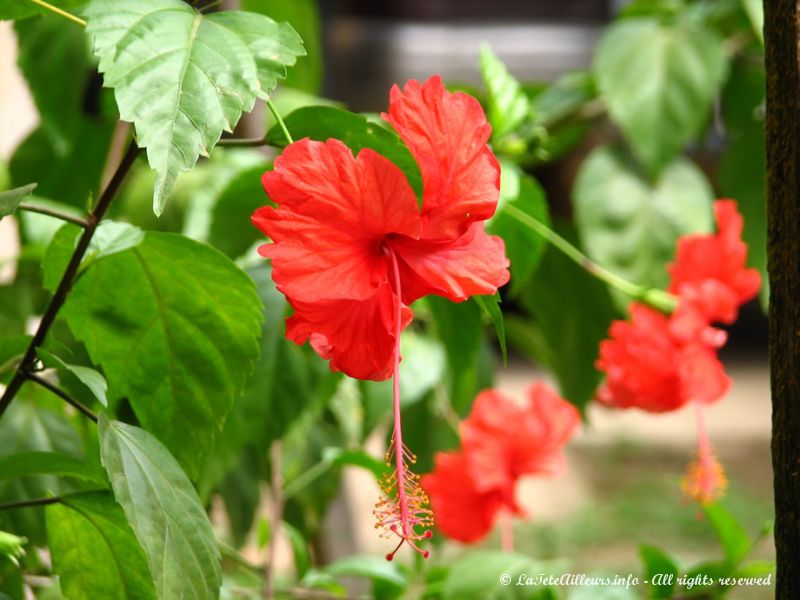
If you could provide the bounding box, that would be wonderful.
[0,496,61,512]
[27,0,86,26]
[16,203,89,228]
[263,441,283,600]
[26,372,98,423]
[0,141,139,421]
[217,136,269,147]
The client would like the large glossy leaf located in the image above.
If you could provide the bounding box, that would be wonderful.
[38,349,108,408]
[84,0,304,214]
[703,503,751,566]
[488,161,550,295]
[594,18,727,173]
[265,106,424,200]
[61,233,262,477]
[46,492,155,600]
[574,146,713,294]
[639,545,680,599]
[516,223,620,411]
[98,416,221,600]
[479,45,530,140]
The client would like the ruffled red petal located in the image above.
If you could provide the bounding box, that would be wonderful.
[420,451,506,544]
[284,285,412,381]
[460,385,580,493]
[253,139,421,303]
[668,200,761,325]
[383,76,501,240]
[391,223,510,303]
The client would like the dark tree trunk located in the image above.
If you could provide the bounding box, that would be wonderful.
[764,1,800,597]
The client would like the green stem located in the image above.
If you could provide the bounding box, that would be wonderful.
[282,458,331,501]
[26,372,98,423]
[17,202,89,228]
[267,99,294,145]
[504,204,678,312]
[27,0,86,26]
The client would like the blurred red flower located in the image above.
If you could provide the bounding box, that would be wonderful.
[422,384,579,544]
[596,303,730,413]
[461,384,580,492]
[252,76,509,381]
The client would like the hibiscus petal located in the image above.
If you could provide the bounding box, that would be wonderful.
[392,223,510,303]
[678,343,731,404]
[384,76,500,240]
[253,138,421,302]
[420,451,505,543]
[284,284,412,381]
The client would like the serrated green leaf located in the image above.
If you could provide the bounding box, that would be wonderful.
[703,503,751,566]
[0,451,106,487]
[594,18,727,173]
[46,492,155,600]
[479,45,530,140]
[265,106,423,201]
[37,349,108,408]
[0,184,36,220]
[98,416,221,600]
[62,233,262,477]
[84,221,145,266]
[0,0,85,21]
[488,162,549,296]
[85,0,305,215]
[574,146,713,295]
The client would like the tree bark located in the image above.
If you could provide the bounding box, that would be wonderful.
[764,1,800,596]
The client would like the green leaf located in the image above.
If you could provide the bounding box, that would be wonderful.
[734,559,774,578]
[85,0,305,215]
[324,555,407,590]
[42,223,81,292]
[46,492,156,600]
[37,349,108,408]
[443,551,563,600]
[703,503,751,566]
[240,0,322,94]
[488,162,549,295]
[0,184,36,220]
[473,294,507,364]
[98,416,221,600]
[62,233,262,477]
[208,165,269,258]
[283,521,310,578]
[0,532,25,567]
[534,71,596,127]
[0,336,31,382]
[639,545,679,598]
[84,221,145,266]
[742,0,764,44]
[0,0,84,21]
[574,146,714,293]
[265,106,424,201]
[594,18,727,173]
[479,45,530,140]
[15,16,92,153]
[427,296,484,412]
[518,223,620,410]
[0,452,106,487]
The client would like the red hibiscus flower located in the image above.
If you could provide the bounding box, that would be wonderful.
[460,384,580,492]
[596,303,730,413]
[421,383,579,546]
[252,76,509,381]
[421,451,513,544]
[668,200,761,339]
[252,76,509,559]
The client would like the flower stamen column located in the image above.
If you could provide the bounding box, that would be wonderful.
[374,247,433,560]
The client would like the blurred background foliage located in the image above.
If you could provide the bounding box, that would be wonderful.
[0,0,772,598]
